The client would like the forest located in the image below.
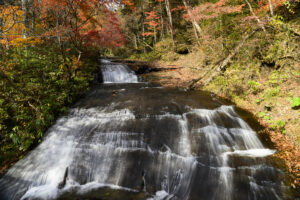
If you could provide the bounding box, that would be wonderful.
[0,0,299,192]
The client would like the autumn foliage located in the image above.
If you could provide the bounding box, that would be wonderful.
[257,0,286,12]
[143,11,160,37]
[0,0,126,51]
[34,0,125,51]
[83,12,126,48]
[0,5,25,45]
[185,0,244,21]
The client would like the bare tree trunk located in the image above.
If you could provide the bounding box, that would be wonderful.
[244,0,266,32]
[142,22,146,53]
[182,0,202,38]
[268,0,274,16]
[142,3,146,53]
[31,3,36,34]
[154,26,157,44]
[133,34,138,50]
[160,1,164,40]
[193,22,202,37]
[22,0,29,38]
[165,0,175,47]
[137,34,141,49]
[0,17,3,40]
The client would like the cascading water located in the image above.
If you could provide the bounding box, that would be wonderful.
[0,59,294,200]
[100,59,138,83]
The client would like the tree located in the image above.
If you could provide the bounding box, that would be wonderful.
[184,0,244,22]
[21,0,29,38]
[182,0,202,40]
[0,0,3,38]
[83,11,126,49]
[0,2,24,42]
[143,11,160,43]
[244,0,266,32]
[165,0,175,47]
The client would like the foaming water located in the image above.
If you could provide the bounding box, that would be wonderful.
[227,149,276,157]
[21,182,139,200]
[0,60,293,200]
[100,59,138,83]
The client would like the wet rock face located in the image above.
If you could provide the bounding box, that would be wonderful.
[0,60,294,200]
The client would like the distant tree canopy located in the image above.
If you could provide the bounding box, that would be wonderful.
[119,0,300,53]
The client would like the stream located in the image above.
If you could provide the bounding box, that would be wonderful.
[0,59,293,200]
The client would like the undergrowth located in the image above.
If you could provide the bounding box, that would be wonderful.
[0,43,97,168]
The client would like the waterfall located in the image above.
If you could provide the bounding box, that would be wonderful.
[100,59,138,83]
[0,60,292,200]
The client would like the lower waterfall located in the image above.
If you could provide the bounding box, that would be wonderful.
[0,60,293,200]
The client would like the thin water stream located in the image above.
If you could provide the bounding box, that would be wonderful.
[0,59,293,200]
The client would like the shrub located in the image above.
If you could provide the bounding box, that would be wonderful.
[292,97,300,108]
[0,43,96,163]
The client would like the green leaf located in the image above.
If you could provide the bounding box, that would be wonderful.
[263,115,271,120]
[277,120,285,128]
[38,130,43,138]
[258,112,265,118]
[291,97,300,108]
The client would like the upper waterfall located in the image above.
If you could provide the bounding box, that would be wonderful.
[100,59,138,83]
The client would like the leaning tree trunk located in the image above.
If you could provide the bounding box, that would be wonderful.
[203,29,259,86]
[244,0,266,32]
[188,28,260,89]
[165,0,175,48]
[182,0,202,40]
[268,0,274,16]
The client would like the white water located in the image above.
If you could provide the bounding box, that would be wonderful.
[21,182,137,200]
[0,60,289,200]
[100,59,138,83]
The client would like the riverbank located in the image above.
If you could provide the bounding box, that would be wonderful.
[115,58,300,191]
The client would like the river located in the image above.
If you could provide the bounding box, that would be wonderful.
[0,59,293,200]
